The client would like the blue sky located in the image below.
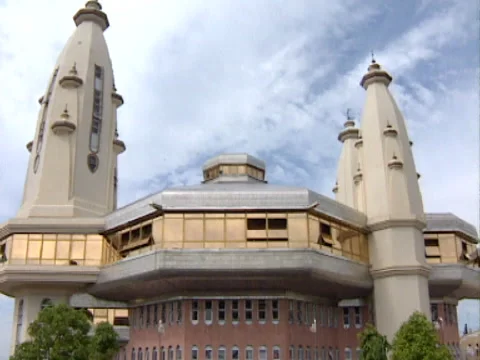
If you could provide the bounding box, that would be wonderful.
[0,0,478,357]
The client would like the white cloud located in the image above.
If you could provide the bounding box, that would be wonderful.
[0,0,478,357]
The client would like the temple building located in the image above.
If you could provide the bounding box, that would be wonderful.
[1,1,479,359]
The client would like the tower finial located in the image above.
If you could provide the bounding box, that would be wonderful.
[85,0,102,10]
[371,50,376,64]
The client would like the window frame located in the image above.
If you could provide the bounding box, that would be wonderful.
[191,300,199,324]
[205,300,213,324]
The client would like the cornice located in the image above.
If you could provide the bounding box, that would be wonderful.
[370,264,431,279]
[367,216,427,232]
[0,218,105,240]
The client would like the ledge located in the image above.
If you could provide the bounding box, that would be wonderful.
[112,92,124,107]
[0,265,100,295]
[113,139,126,154]
[88,248,373,301]
[73,8,109,31]
[59,75,83,89]
[51,121,76,135]
[0,217,105,240]
[26,141,33,153]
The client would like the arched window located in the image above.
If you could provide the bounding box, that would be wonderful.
[305,347,311,360]
[205,346,213,360]
[232,346,239,360]
[259,346,268,360]
[168,346,174,360]
[344,348,351,360]
[191,346,198,360]
[123,349,127,360]
[152,348,158,360]
[161,347,165,360]
[314,348,318,360]
[355,348,361,360]
[16,299,24,344]
[289,346,295,360]
[273,346,281,360]
[176,346,182,360]
[218,346,226,360]
[131,348,136,360]
[40,298,53,311]
[245,346,254,360]
[89,65,104,155]
[138,348,143,360]
[298,346,304,360]
[145,348,150,360]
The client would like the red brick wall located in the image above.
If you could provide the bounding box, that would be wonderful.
[125,299,371,360]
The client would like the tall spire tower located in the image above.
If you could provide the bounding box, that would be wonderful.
[333,110,360,209]
[18,0,126,218]
[358,60,430,341]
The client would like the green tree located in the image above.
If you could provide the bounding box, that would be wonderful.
[391,311,453,360]
[89,322,120,360]
[358,323,391,360]
[10,303,119,360]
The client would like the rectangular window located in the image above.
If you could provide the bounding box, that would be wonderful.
[218,300,226,322]
[288,301,294,324]
[192,348,198,360]
[319,306,325,327]
[232,300,239,323]
[205,301,213,323]
[305,303,310,324]
[444,304,450,324]
[176,301,182,323]
[246,348,254,360]
[297,302,303,324]
[153,304,158,325]
[191,301,198,322]
[169,302,174,324]
[247,218,266,230]
[312,304,317,325]
[232,348,239,360]
[268,218,287,229]
[289,347,295,360]
[258,300,267,322]
[298,348,304,360]
[305,348,311,360]
[354,307,362,327]
[161,304,166,323]
[343,307,350,327]
[139,307,144,328]
[245,300,253,322]
[333,308,338,328]
[327,307,333,328]
[272,300,279,322]
[146,305,150,327]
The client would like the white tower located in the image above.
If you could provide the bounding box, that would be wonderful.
[357,60,431,341]
[333,111,360,209]
[18,0,125,219]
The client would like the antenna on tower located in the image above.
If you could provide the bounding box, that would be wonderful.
[346,108,354,120]
[371,50,376,64]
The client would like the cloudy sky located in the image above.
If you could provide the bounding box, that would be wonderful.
[0,0,478,356]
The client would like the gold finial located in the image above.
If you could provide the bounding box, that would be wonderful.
[343,108,355,128]
[69,63,78,75]
[61,105,70,119]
